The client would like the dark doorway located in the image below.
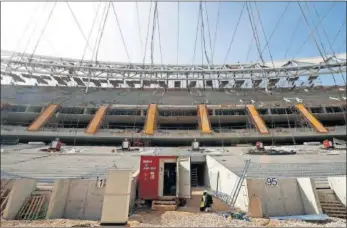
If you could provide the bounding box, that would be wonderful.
[163,163,177,196]
[191,163,205,187]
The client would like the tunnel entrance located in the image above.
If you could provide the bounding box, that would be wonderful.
[191,162,205,187]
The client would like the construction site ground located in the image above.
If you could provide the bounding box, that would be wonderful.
[1,213,346,227]
[1,187,346,227]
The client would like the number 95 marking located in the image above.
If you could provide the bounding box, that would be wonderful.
[266,178,278,186]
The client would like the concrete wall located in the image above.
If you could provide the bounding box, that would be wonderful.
[328,176,346,206]
[46,179,70,219]
[47,171,138,222]
[3,178,38,220]
[46,179,105,220]
[1,179,15,190]
[297,178,322,214]
[205,156,248,211]
[246,178,304,217]
[246,178,322,218]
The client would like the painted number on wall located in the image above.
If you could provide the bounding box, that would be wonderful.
[266,178,278,186]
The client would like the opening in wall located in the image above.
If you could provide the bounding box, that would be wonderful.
[191,163,205,187]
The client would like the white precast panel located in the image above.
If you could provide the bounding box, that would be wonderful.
[178,157,191,199]
[100,169,132,224]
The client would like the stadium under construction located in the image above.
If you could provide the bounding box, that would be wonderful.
[0,1,346,224]
[1,51,347,146]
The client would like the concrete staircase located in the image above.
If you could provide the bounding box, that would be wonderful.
[314,177,346,219]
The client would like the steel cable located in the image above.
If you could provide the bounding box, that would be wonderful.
[253,2,275,68]
[222,3,246,67]
[292,2,336,60]
[29,2,57,59]
[111,2,132,65]
[66,2,93,52]
[310,2,345,85]
[211,1,221,64]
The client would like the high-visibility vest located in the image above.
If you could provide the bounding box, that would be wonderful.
[201,195,206,207]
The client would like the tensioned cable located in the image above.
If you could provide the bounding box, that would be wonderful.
[245,4,263,63]
[257,2,290,62]
[330,20,346,50]
[199,1,211,66]
[66,2,93,52]
[86,2,109,93]
[135,1,144,58]
[156,5,164,66]
[191,5,201,65]
[5,3,44,88]
[79,2,102,66]
[211,1,221,64]
[142,1,153,65]
[94,2,111,64]
[253,2,275,68]
[222,3,245,67]
[292,2,335,60]
[4,3,42,74]
[248,3,266,65]
[111,2,132,65]
[246,2,269,91]
[29,2,57,59]
[150,1,158,66]
[283,14,302,59]
[18,3,49,61]
[91,2,109,62]
[303,2,329,57]
[310,2,345,85]
[204,2,213,63]
[70,2,103,142]
[298,2,338,86]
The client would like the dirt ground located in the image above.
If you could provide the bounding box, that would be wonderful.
[2,211,346,228]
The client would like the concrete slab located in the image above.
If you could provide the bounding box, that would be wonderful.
[328,176,346,206]
[46,179,71,219]
[2,178,38,220]
[101,169,133,225]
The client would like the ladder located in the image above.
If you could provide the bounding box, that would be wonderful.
[209,159,251,209]
[227,159,251,209]
[191,168,198,187]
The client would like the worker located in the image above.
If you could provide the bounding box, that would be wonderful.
[200,191,213,212]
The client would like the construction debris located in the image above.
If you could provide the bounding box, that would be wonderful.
[247,143,296,155]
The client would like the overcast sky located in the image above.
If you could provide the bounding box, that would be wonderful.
[1,1,346,67]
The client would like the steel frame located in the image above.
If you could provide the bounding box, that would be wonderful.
[1,50,346,81]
